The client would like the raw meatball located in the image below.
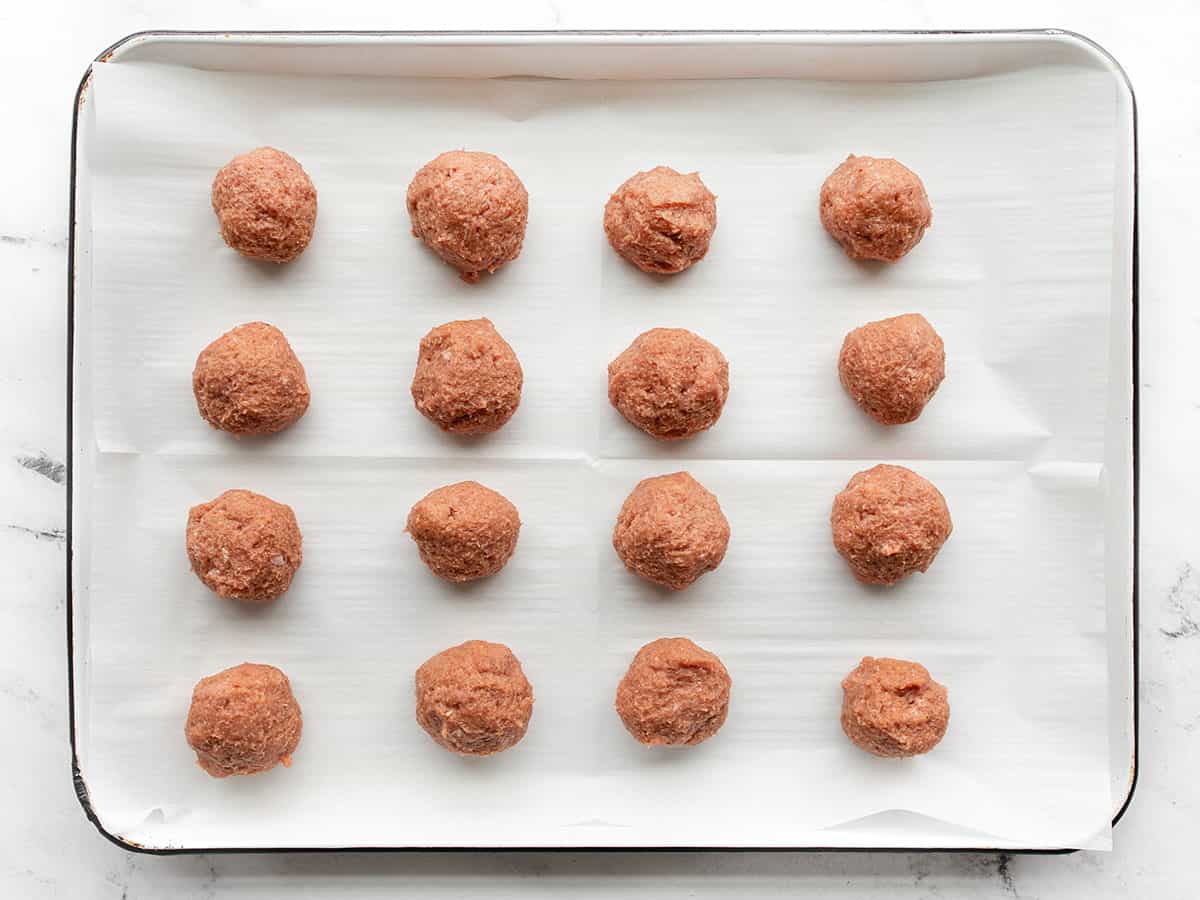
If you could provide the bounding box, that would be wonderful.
[608,328,729,440]
[186,489,303,603]
[211,147,317,263]
[193,321,310,437]
[839,313,945,425]
[414,640,534,756]
[410,317,523,435]
[184,663,303,777]
[613,471,730,591]
[819,155,931,262]
[406,150,528,282]
[841,656,949,757]
[406,481,521,582]
[603,166,717,274]
[831,464,952,586]
[615,637,731,746]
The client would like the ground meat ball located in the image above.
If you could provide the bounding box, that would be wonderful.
[603,166,717,274]
[830,464,952,586]
[840,656,950,757]
[211,147,317,263]
[613,472,730,591]
[406,481,521,582]
[410,318,523,435]
[406,150,528,283]
[186,489,303,603]
[839,313,945,425]
[414,640,534,756]
[608,328,729,440]
[819,155,931,262]
[615,637,731,746]
[193,322,310,437]
[184,663,303,777]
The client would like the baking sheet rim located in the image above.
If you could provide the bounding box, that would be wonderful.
[65,27,1139,856]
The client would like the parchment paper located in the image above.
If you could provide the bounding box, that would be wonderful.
[80,56,1118,849]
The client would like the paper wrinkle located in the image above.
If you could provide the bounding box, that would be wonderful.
[80,58,1117,849]
[820,809,1008,842]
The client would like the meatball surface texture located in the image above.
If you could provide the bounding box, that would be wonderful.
[615,637,731,746]
[841,656,949,757]
[608,328,729,441]
[410,317,523,435]
[185,662,303,777]
[193,321,310,437]
[415,640,534,756]
[830,464,952,586]
[406,150,528,282]
[819,155,931,262]
[187,489,303,603]
[613,471,730,591]
[839,313,945,425]
[406,481,521,582]
[604,166,717,274]
[211,147,317,263]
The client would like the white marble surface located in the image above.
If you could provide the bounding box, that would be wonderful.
[2,1,1196,896]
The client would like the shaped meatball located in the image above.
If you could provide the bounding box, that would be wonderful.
[608,328,729,441]
[613,471,730,591]
[211,147,317,263]
[406,150,528,282]
[841,656,949,757]
[839,313,945,425]
[185,663,303,777]
[193,322,310,437]
[615,637,731,746]
[187,489,303,603]
[410,318,523,435]
[406,481,521,582]
[831,464,952,586]
[604,166,717,274]
[414,640,534,756]
[819,155,931,262]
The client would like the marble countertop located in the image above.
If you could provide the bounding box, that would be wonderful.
[3,1,1196,896]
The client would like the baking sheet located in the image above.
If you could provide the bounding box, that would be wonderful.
[77,51,1119,850]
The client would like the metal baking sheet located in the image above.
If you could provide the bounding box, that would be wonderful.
[67,30,1137,853]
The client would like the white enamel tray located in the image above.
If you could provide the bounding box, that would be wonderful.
[68,30,1137,853]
